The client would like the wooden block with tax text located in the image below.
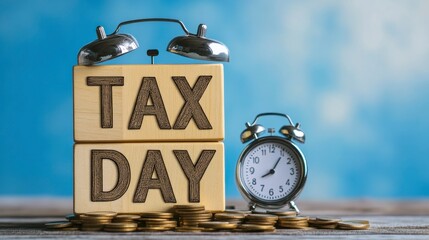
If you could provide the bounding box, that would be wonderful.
[74,142,224,213]
[73,64,224,142]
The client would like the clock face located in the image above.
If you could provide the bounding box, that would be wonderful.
[239,138,304,204]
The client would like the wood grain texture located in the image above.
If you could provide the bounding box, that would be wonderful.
[74,142,224,214]
[73,64,224,142]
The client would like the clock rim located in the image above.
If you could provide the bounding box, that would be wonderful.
[235,136,308,209]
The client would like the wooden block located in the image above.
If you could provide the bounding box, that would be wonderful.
[73,64,224,142]
[74,142,224,214]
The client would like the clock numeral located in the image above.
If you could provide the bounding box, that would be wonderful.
[261,149,266,156]
[260,184,265,192]
[249,167,255,174]
[269,188,274,196]
[252,178,257,185]
[279,185,284,193]
[280,150,285,157]
[290,168,295,175]
[287,157,292,164]
[286,179,290,186]
[253,157,260,164]
[269,145,275,153]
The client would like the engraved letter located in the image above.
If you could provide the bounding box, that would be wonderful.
[87,77,124,128]
[91,149,130,201]
[129,77,171,130]
[134,150,176,203]
[172,76,212,130]
[174,150,215,202]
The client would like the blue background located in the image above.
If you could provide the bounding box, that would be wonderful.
[1,0,429,200]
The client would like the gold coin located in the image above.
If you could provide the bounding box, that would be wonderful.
[45,221,73,229]
[80,219,112,224]
[316,216,341,222]
[104,222,138,228]
[176,210,210,215]
[214,212,246,219]
[278,216,309,221]
[266,210,297,216]
[145,219,177,224]
[80,215,114,221]
[278,222,309,228]
[114,214,141,220]
[337,220,370,230]
[104,227,136,232]
[85,211,118,217]
[246,220,277,225]
[81,223,107,228]
[138,217,169,222]
[198,221,237,229]
[239,224,276,232]
[141,212,175,219]
[179,213,213,219]
[245,214,278,221]
[315,224,337,229]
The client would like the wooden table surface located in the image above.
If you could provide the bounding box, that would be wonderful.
[1,197,429,239]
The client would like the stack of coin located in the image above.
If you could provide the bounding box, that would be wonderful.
[213,212,246,224]
[233,214,278,232]
[308,217,341,229]
[112,214,140,223]
[236,224,276,232]
[277,216,310,229]
[267,209,297,217]
[244,213,278,225]
[337,220,370,230]
[79,211,117,231]
[104,222,138,232]
[174,205,213,228]
[137,212,176,231]
[198,221,238,231]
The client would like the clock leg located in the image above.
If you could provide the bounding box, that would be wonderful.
[248,202,257,211]
[289,201,300,215]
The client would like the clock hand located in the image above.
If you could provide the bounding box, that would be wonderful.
[272,157,282,170]
[261,157,282,178]
[261,169,275,178]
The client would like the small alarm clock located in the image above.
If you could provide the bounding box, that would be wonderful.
[236,112,307,213]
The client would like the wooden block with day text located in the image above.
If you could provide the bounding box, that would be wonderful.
[73,64,224,142]
[74,142,224,214]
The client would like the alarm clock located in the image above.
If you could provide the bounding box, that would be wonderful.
[236,112,307,213]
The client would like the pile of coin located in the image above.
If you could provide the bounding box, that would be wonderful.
[267,210,297,217]
[104,222,138,232]
[44,205,370,233]
[198,221,238,231]
[308,217,341,229]
[137,212,177,231]
[174,204,213,229]
[213,212,246,224]
[277,216,310,229]
[80,211,117,231]
[235,213,278,232]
